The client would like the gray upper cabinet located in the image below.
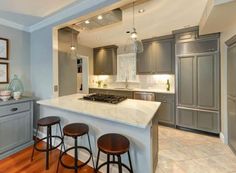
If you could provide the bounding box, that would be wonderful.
[176,39,218,55]
[137,41,153,74]
[137,36,174,74]
[93,45,117,75]
[178,56,196,107]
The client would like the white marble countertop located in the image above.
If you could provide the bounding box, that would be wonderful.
[89,87,175,94]
[37,94,161,128]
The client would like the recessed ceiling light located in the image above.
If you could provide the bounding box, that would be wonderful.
[138,9,145,13]
[97,15,103,20]
[85,20,90,24]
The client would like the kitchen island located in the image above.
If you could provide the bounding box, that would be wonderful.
[37,94,161,173]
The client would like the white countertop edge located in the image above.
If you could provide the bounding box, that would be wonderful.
[37,100,158,129]
[89,87,175,94]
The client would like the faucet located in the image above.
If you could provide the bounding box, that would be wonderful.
[125,77,129,89]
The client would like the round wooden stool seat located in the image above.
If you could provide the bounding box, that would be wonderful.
[63,123,89,137]
[37,116,60,126]
[98,133,130,155]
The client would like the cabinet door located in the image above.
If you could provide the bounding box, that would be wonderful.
[137,41,153,74]
[153,40,173,73]
[0,112,31,154]
[228,44,236,97]
[197,54,219,110]
[228,97,236,152]
[178,56,196,107]
[94,49,105,75]
[103,48,114,75]
[177,108,196,128]
[157,101,175,124]
[196,111,219,133]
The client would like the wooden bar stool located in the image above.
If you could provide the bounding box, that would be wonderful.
[95,133,133,173]
[31,116,64,170]
[57,123,95,173]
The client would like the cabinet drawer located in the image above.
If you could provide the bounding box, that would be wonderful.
[0,102,30,117]
[156,93,174,101]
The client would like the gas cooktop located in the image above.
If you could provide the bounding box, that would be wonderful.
[83,94,127,104]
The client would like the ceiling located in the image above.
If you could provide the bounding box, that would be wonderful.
[0,0,81,26]
[74,0,208,48]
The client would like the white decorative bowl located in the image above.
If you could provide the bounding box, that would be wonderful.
[0,95,11,101]
[0,90,12,96]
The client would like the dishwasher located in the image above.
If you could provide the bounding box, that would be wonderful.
[133,92,155,101]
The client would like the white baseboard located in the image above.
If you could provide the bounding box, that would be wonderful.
[220,132,227,144]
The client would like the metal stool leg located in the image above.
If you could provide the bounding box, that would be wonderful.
[87,133,95,168]
[56,142,64,173]
[74,137,78,173]
[31,126,39,161]
[95,149,100,173]
[46,126,50,170]
[107,154,110,173]
[49,126,52,151]
[117,155,123,173]
[128,151,133,173]
[59,123,66,151]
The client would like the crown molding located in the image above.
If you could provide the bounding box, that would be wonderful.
[28,0,117,32]
[0,17,30,32]
[0,0,118,33]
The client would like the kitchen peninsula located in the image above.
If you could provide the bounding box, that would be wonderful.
[37,94,161,173]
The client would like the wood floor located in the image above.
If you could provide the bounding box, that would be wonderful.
[0,142,96,173]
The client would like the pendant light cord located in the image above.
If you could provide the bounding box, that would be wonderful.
[132,0,135,29]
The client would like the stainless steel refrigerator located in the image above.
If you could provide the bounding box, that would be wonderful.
[228,41,236,153]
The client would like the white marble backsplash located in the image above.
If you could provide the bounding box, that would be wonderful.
[89,74,175,93]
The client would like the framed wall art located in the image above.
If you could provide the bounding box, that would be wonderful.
[0,62,9,83]
[0,38,9,60]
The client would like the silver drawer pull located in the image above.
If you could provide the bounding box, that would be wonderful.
[11,108,18,112]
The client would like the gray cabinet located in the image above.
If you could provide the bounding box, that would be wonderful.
[178,54,219,110]
[227,41,236,153]
[178,56,196,107]
[93,45,117,75]
[176,34,220,134]
[0,98,33,159]
[156,94,175,125]
[197,54,219,110]
[89,88,133,99]
[177,108,219,133]
[137,36,174,74]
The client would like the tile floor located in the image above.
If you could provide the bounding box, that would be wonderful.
[156,126,236,173]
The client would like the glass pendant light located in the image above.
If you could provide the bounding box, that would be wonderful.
[124,0,143,54]
[69,27,80,59]
[130,0,143,53]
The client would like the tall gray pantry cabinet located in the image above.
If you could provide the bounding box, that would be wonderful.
[226,36,236,153]
[176,34,220,134]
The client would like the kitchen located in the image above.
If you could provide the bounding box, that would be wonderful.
[0,0,236,173]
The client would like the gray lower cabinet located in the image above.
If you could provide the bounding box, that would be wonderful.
[0,98,33,159]
[156,94,175,125]
[89,88,133,99]
[177,108,219,133]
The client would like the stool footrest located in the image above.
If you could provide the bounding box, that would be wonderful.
[59,146,92,169]
[96,160,132,172]
[34,136,63,152]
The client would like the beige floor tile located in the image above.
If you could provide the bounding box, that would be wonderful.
[158,126,236,173]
